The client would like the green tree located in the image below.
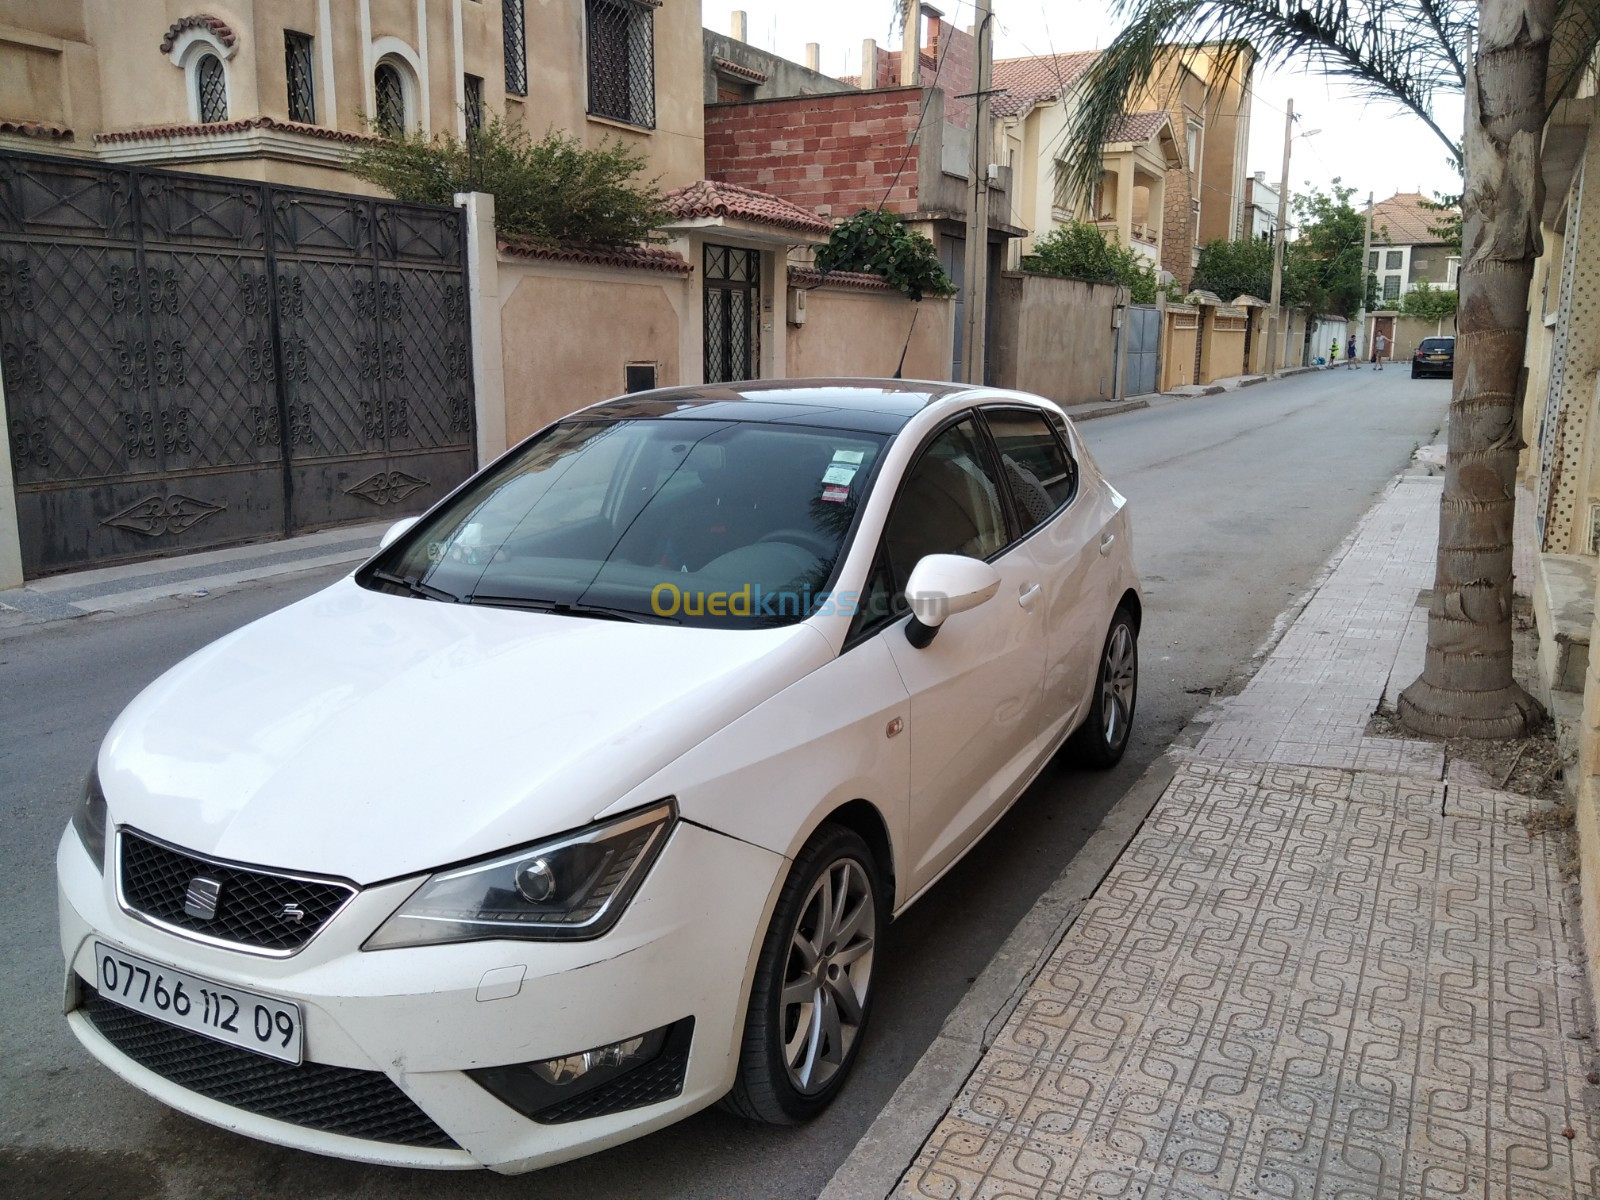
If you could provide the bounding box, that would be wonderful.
[1055,0,1599,737]
[1402,280,1460,322]
[1288,182,1377,317]
[348,117,668,246]
[813,210,955,301]
[1024,222,1161,303]
[1191,237,1273,302]
[1420,194,1464,253]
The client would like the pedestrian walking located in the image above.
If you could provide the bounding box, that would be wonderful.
[1328,339,1339,368]
[1346,334,1357,368]
[1374,330,1389,370]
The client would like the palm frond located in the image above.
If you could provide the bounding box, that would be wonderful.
[1058,0,1472,209]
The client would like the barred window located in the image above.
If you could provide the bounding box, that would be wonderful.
[196,53,228,123]
[285,32,316,124]
[375,62,407,135]
[1383,275,1401,302]
[465,74,484,132]
[1368,250,1378,269]
[503,0,528,95]
[1385,249,1403,269]
[586,0,655,128]
[1052,162,1074,213]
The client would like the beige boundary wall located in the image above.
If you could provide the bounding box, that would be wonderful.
[990,273,1123,407]
[1160,304,1200,390]
[787,276,953,382]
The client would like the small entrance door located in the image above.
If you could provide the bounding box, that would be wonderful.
[1373,314,1396,362]
[703,244,759,383]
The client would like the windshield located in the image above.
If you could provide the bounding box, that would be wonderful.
[362,419,887,628]
[1420,338,1454,351]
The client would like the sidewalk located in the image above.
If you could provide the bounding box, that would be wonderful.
[834,472,1599,1199]
[0,522,386,631]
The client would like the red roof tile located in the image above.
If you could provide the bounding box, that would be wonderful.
[1109,110,1172,144]
[95,116,377,145]
[159,14,237,55]
[0,120,74,140]
[1371,191,1455,246]
[713,57,769,85]
[498,237,693,276]
[789,266,896,292]
[991,52,1101,118]
[664,179,831,237]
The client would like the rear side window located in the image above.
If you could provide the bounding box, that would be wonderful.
[984,407,1078,535]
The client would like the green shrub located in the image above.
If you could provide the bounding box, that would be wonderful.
[813,210,956,302]
[1023,222,1159,304]
[348,117,669,246]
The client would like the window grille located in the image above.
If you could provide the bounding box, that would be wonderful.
[586,0,655,128]
[285,32,316,124]
[465,74,484,132]
[1053,163,1074,213]
[1385,249,1403,269]
[1368,250,1379,269]
[197,54,228,123]
[375,63,406,135]
[1383,275,1401,302]
[503,0,527,95]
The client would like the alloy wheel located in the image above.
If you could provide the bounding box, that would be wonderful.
[779,857,876,1095]
[1100,622,1136,748]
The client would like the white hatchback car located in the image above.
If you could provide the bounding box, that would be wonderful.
[58,380,1140,1173]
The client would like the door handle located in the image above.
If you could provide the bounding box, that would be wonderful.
[1099,532,1117,555]
[1018,582,1041,609]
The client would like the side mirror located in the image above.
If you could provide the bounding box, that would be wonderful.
[903,554,1001,649]
[379,516,420,550]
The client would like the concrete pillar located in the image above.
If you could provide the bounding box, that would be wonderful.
[0,349,23,590]
[900,5,920,88]
[860,40,878,88]
[1115,157,1135,247]
[805,43,820,72]
[730,10,747,42]
[761,248,787,379]
[454,191,508,465]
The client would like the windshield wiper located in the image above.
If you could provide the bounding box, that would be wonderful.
[463,594,677,624]
[369,568,461,603]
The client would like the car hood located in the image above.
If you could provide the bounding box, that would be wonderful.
[100,578,832,883]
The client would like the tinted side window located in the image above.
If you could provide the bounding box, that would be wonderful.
[882,418,1008,594]
[984,407,1078,534]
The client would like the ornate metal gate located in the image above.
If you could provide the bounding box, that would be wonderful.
[0,151,474,576]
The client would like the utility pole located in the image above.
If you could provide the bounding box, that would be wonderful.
[961,0,993,384]
[1355,190,1374,360]
[1266,98,1293,373]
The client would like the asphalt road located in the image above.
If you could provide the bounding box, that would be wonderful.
[0,368,1451,1200]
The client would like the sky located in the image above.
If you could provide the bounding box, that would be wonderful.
[701,0,1466,217]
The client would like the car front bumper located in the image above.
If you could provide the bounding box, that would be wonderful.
[57,820,785,1173]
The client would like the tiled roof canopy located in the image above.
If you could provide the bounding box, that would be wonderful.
[789,266,896,292]
[159,14,237,55]
[499,237,693,276]
[991,51,1101,118]
[95,117,376,145]
[0,120,74,140]
[1109,110,1172,144]
[713,57,769,85]
[1371,191,1455,246]
[664,180,831,237]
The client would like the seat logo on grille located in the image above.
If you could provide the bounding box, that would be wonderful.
[183,875,223,920]
[280,903,307,924]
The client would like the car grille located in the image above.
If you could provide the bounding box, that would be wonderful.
[118,830,353,954]
[82,986,459,1149]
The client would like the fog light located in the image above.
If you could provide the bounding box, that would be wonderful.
[467,1017,694,1123]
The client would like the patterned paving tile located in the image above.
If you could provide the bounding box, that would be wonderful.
[894,761,1599,1200]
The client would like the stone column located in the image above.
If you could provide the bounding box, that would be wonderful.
[454,191,508,465]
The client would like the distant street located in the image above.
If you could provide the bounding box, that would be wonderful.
[0,368,1450,1200]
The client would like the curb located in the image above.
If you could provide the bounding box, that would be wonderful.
[1062,397,1151,423]
[818,754,1181,1200]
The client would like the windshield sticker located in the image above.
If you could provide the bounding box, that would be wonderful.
[822,464,858,486]
[821,483,851,504]
[831,449,866,464]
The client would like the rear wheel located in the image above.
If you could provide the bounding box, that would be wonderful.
[1070,607,1138,768]
[723,823,884,1124]
[1411,365,1421,378]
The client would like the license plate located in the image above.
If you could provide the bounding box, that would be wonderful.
[92,942,304,1064]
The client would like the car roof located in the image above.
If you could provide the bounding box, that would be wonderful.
[578,378,999,434]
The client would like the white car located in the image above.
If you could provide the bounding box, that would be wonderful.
[57,380,1140,1173]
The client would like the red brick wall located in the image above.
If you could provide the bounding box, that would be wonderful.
[704,89,926,216]
[872,16,974,127]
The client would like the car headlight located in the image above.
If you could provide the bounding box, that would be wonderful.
[71,768,109,873]
[363,800,676,950]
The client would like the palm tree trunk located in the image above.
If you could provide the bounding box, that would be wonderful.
[1398,0,1553,738]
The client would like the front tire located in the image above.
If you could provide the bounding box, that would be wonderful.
[723,824,884,1124]
[1071,607,1139,768]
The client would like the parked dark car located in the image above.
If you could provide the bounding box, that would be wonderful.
[1411,335,1456,379]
